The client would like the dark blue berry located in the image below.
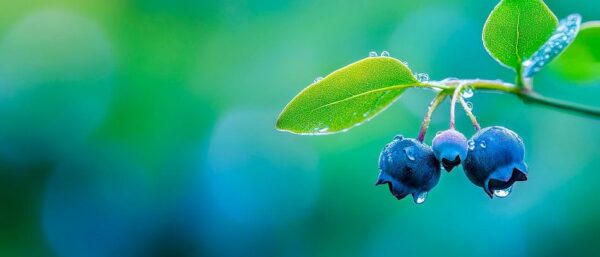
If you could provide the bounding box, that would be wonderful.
[376,135,441,203]
[463,126,527,198]
[432,129,468,172]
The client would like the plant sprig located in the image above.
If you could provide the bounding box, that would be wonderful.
[276,0,600,136]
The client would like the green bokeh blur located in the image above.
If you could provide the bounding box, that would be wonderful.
[0,0,599,257]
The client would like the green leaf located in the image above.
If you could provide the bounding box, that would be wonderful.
[549,21,600,83]
[482,0,558,70]
[276,57,420,135]
[522,14,581,78]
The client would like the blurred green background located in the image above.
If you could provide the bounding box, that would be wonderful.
[0,0,599,256]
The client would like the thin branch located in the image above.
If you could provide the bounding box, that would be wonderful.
[449,82,465,129]
[459,97,481,131]
[417,92,447,142]
[424,79,600,118]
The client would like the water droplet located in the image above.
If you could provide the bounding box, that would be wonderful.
[380,51,390,57]
[416,73,429,82]
[313,77,324,83]
[414,191,428,204]
[493,187,512,198]
[522,14,581,78]
[368,51,378,57]
[386,152,393,164]
[403,147,415,161]
[436,131,443,136]
[479,140,486,148]
[461,86,474,98]
[393,135,403,140]
[318,127,329,133]
[401,61,409,66]
[466,101,473,111]
[467,140,475,151]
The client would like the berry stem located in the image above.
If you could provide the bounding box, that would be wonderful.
[417,92,447,142]
[459,97,481,131]
[422,79,600,118]
[449,82,465,129]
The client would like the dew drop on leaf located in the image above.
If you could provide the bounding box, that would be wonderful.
[522,14,581,78]
[415,73,429,82]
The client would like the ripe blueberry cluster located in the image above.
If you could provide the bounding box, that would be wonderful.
[376,125,527,203]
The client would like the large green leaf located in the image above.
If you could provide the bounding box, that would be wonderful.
[549,21,600,83]
[276,57,420,135]
[482,0,558,70]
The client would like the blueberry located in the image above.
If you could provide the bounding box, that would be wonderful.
[432,129,468,172]
[463,126,528,198]
[376,135,441,203]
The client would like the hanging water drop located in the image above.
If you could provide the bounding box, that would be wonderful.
[403,147,415,161]
[380,51,390,57]
[461,86,474,98]
[313,77,324,83]
[479,140,486,148]
[467,140,475,151]
[416,73,429,82]
[414,191,428,204]
[368,51,378,57]
[493,187,512,198]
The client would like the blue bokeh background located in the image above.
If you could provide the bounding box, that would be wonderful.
[0,0,599,256]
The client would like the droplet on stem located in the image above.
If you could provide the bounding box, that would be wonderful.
[462,86,474,98]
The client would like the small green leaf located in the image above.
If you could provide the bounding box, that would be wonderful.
[549,21,600,83]
[483,0,558,70]
[276,57,420,135]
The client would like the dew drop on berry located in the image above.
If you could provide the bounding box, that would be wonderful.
[479,140,486,148]
[493,187,512,198]
[380,51,390,57]
[467,140,475,151]
[403,147,415,161]
[313,77,323,83]
[402,61,409,66]
[368,51,378,57]
[414,191,428,204]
